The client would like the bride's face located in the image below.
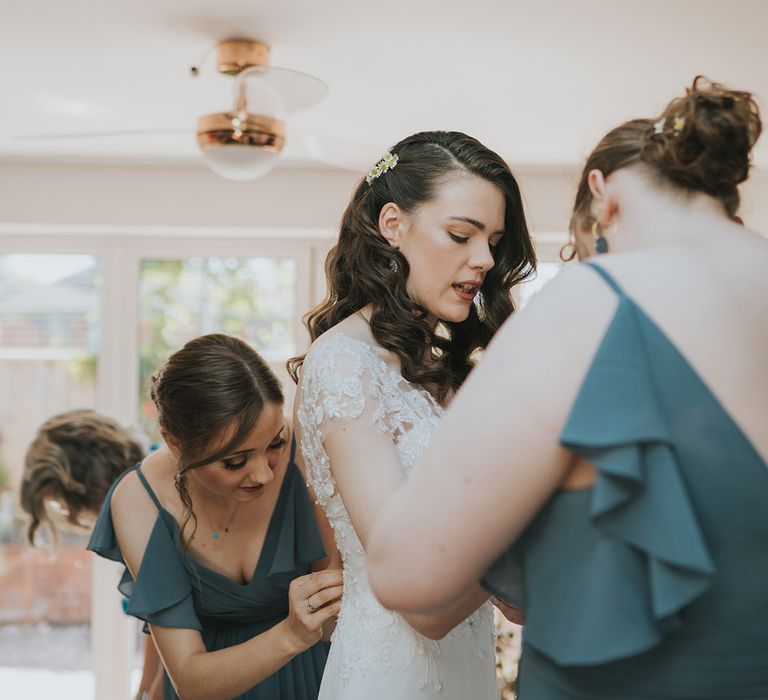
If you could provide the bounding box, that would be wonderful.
[392,174,505,325]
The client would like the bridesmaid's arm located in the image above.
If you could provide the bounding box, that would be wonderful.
[367,265,618,613]
[134,635,163,700]
[493,598,526,625]
[401,583,490,639]
[149,623,300,700]
[320,417,489,640]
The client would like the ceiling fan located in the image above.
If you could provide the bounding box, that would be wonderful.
[15,39,330,180]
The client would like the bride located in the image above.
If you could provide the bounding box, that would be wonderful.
[289,131,536,699]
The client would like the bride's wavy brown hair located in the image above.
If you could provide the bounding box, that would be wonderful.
[288,130,536,402]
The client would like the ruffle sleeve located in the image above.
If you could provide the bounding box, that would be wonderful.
[87,468,202,631]
[483,302,716,666]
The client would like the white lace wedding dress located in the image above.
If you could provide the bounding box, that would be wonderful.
[297,333,497,699]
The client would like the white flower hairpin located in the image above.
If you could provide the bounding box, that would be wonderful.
[653,115,686,136]
[366,152,399,185]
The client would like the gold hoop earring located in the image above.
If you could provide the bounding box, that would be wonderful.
[559,232,577,262]
[592,220,609,254]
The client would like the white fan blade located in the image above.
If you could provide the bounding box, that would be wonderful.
[302,134,382,173]
[14,128,190,141]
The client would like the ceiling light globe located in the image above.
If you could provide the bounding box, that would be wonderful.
[197,112,285,181]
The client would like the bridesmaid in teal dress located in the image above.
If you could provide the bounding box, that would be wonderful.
[368,77,768,699]
[88,334,342,700]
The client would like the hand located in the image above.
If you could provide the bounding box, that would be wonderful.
[283,570,344,653]
[493,597,525,625]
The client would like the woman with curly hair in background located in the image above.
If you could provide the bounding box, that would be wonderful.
[22,409,163,700]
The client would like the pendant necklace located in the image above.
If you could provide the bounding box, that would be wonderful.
[201,497,242,540]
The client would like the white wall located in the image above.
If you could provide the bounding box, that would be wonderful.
[517,165,768,237]
[0,163,359,229]
[1,161,766,242]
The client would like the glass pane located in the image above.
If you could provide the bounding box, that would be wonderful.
[138,256,298,439]
[0,253,99,698]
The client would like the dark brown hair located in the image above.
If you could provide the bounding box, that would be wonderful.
[21,409,145,544]
[572,76,762,232]
[151,333,283,546]
[288,130,536,402]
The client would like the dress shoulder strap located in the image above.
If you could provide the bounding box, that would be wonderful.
[585,261,627,298]
[135,465,163,512]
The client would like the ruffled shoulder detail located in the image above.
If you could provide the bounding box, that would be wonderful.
[87,467,131,563]
[484,300,716,666]
[264,460,327,582]
[87,467,202,631]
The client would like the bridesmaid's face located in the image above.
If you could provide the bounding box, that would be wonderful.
[381,173,505,326]
[191,402,289,502]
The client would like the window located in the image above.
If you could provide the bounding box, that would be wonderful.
[0,231,323,699]
[137,256,299,439]
[0,253,100,698]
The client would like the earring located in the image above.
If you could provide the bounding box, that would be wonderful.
[592,220,609,254]
[559,231,577,262]
[389,259,398,272]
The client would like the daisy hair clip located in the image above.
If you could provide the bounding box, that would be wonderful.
[653,115,686,136]
[366,151,399,185]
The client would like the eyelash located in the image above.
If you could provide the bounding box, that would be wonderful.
[269,438,288,451]
[221,438,287,471]
[449,232,501,249]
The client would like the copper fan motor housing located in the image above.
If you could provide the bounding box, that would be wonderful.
[196,39,285,157]
[197,113,285,152]
[216,39,270,74]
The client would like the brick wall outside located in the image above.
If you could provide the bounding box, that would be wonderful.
[0,543,91,625]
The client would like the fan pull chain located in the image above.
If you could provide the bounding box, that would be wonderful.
[190,41,218,77]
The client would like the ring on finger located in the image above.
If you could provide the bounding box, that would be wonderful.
[306,599,315,613]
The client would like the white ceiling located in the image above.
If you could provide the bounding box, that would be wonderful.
[1,0,767,173]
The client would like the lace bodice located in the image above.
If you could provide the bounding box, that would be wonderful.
[297,333,495,695]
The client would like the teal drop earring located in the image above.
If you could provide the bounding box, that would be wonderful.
[592,220,609,254]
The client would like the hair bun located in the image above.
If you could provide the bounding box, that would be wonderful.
[642,76,762,211]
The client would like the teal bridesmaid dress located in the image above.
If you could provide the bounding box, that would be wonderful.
[88,438,329,699]
[484,263,768,699]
